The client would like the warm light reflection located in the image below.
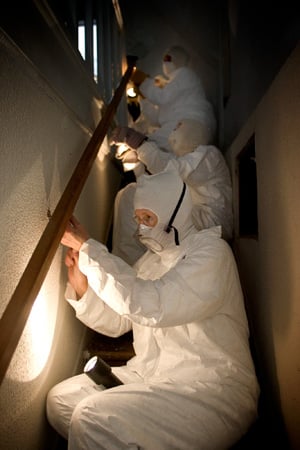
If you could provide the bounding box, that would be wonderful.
[123,162,139,171]
[7,281,58,383]
[112,143,140,171]
[27,289,53,376]
[115,143,129,158]
[97,137,111,162]
[127,86,137,98]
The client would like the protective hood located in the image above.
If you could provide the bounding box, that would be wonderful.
[168,119,209,156]
[163,45,190,68]
[162,46,190,78]
[133,168,194,252]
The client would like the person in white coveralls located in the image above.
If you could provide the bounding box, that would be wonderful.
[131,45,216,151]
[111,120,233,265]
[46,168,259,450]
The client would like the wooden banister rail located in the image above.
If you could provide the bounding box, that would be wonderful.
[0,56,137,385]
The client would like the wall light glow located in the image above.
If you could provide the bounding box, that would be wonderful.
[127,86,137,98]
[7,271,60,383]
[97,137,111,162]
[26,289,53,376]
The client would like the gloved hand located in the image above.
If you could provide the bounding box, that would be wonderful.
[154,75,168,88]
[119,149,138,164]
[110,126,147,150]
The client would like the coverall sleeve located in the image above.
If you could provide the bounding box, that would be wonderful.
[137,140,175,174]
[140,75,182,106]
[78,233,230,328]
[165,147,222,182]
[65,283,132,337]
[137,143,222,181]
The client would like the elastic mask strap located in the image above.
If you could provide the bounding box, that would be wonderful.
[165,182,186,245]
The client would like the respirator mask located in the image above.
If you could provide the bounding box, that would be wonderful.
[136,183,186,253]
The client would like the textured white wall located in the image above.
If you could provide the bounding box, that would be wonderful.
[0,21,122,450]
[226,44,300,449]
[0,34,90,317]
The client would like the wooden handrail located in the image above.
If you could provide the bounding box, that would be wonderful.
[0,56,137,384]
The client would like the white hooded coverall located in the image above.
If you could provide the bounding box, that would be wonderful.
[137,142,233,241]
[112,120,233,265]
[135,46,216,151]
[47,170,259,450]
